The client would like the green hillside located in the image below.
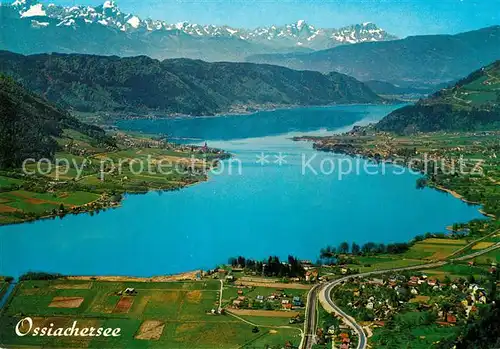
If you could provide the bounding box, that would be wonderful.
[0,50,383,117]
[377,61,500,134]
[0,74,114,169]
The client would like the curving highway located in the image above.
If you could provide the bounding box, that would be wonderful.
[301,283,322,349]
[301,242,500,349]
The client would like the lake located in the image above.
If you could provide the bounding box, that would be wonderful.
[0,105,485,278]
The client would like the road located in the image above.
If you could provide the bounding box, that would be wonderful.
[301,283,322,349]
[454,242,500,261]
[301,242,500,349]
[218,279,224,312]
[448,229,500,258]
[318,262,446,349]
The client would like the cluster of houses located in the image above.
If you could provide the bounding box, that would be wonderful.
[337,332,352,349]
[116,287,137,296]
[209,308,225,315]
[304,269,319,282]
[339,272,494,326]
[63,141,93,156]
[405,274,490,309]
[171,142,226,156]
[231,287,303,311]
[113,132,227,157]
[113,132,167,149]
[318,326,356,349]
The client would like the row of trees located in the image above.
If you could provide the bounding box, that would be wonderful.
[18,272,63,281]
[228,255,305,278]
[319,241,410,259]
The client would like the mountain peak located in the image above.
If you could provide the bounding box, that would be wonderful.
[102,0,117,9]
[4,0,398,54]
[11,0,39,10]
[20,3,46,17]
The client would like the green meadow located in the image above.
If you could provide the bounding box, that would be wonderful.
[0,279,298,348]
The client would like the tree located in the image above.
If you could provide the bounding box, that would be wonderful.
[416,177,428,189]
[228,257,237,266]
[362,242,376,254]
[440,300,452,321]
[351,242,361,255]
[237,256,246,267]
[375,243,386,254]
[110,193,123,203]
[339,242,349,254]
[443,275,451,285]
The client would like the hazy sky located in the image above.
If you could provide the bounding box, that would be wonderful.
[43,0,500,37]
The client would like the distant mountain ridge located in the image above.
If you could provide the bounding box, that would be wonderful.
[0,0,397,61]
[247,26,500,88]
[0,51,384,116]
[377,61,500,133]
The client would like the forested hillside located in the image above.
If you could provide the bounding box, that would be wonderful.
[0,75,113,168]
[0,51,383,116]
[376,61,500,134]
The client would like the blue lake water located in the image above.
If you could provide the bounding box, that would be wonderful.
[0,105,485,278]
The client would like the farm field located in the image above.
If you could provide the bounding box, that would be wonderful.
[471,241,495,250]
[371,317,461,349]
[403,239,468,260]
[354,256,425,273]
[423,262,491,281]
[0,279,298,348]
[474,248,500,264]
[336,237,476,275]
[221,281,309,331]
[0,176,23,187]
[0,190,100,214]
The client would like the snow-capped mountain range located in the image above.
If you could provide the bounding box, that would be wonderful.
[2,0,398,60]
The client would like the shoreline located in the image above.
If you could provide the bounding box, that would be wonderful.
[1,122,496,281]
[6,149,494,282]
[0,179,202,228]
[430,184,496,218]
[63,270,203,283]
[100,102,401,124]
[296,136,495,220]
[0,141,230,227]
